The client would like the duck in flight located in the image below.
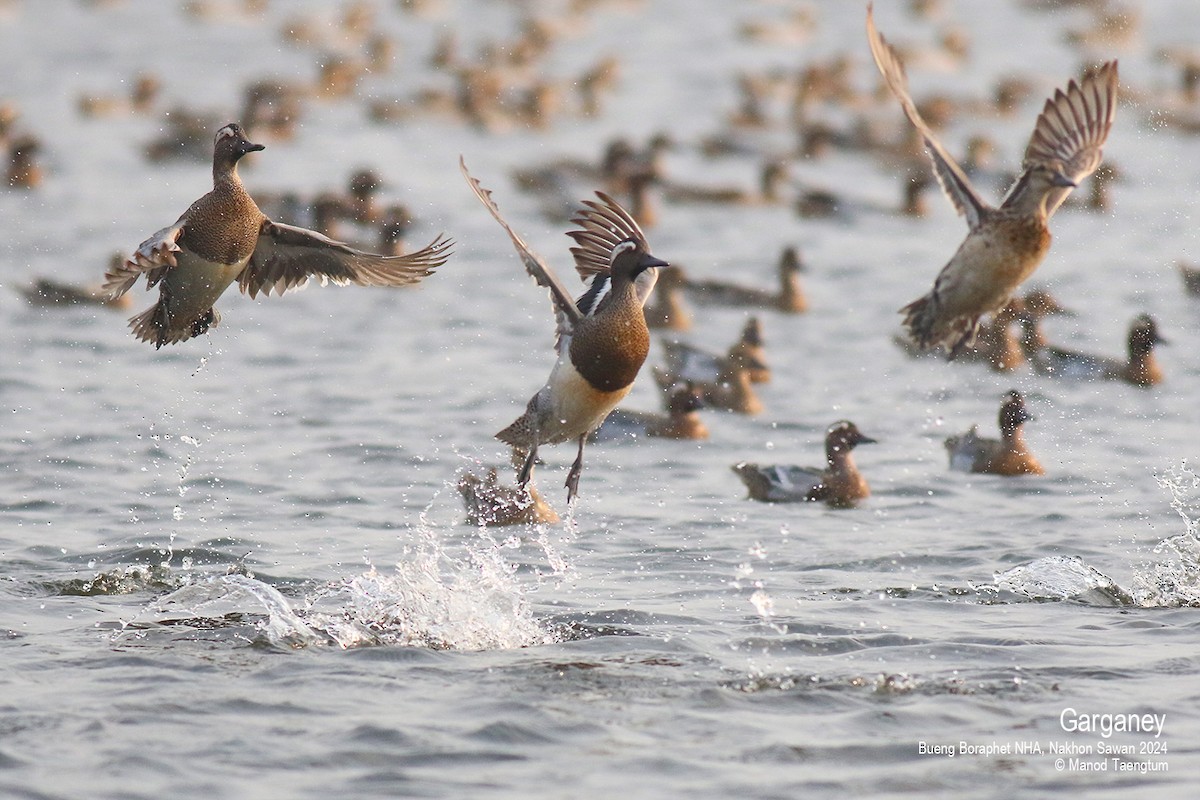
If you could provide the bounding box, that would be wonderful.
[103,124,452,348]
[460,157,668,504]
[866,6,1117,356]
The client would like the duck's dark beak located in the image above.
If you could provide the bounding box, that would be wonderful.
[639,253,669,270]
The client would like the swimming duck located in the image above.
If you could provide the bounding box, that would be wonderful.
[654,356,764,416]
[143,108,224,162]
[239,80,305,142]
[683,245,807,313]
[660,160,791,207]
[1029,313,1165,387]
[945,390,1044,476]
[18,266,132,311]
[591,382,708,442]
[77,72,161,118]
[732,421,877,507]
[660,316,769,384]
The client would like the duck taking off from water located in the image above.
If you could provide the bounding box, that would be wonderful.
[460,157,668,504]
[104,123,452,348]
[866,6,1117,357]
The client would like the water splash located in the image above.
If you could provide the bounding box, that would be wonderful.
[993,556,1133,605]
[308,550,554,651]
[990,463,1200,608]
[120,521,558,651]
[1132,462,1200,606]
[118,573,325,648]
[1157,461,1200,533]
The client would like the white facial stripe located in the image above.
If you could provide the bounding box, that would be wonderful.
[216,125,237,141]
[609,238,638,264]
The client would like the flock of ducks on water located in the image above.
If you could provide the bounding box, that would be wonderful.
[7,1,1187,525]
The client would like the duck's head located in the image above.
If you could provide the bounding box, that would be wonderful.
[826,420,877,456]
[998,390,1034,433]
[213,123,265,166]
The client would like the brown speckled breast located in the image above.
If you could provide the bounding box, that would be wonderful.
[1000,214,1051,267]
[569,300,650,392]
[179,182,265,265]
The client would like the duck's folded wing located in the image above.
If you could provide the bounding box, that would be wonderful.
[662,341,722,385]
[774,465,827,502]
[239,222,451,299]
[733,462,824,502]
[866,6,988,230]
[460,156,581,348]
[944,425,983,472]
[1022,61,1118,217]
[101,223,184,299]
[1032,345,1108,379]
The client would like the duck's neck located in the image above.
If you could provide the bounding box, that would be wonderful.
[1001,171,1053,220]
[214,160,245,192]
[1002,425,1030,454]
[826,446,856,474]
[779,268,804,306]
[1128,351,1161,386]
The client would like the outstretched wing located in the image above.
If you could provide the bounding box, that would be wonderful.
[1022,60,1118,217]
[459,156,582,349]
[238,222,451,299]
[101,222,185,299]
[866,5,990,230]
[565,191,651,281]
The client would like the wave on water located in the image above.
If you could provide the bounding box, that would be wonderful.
[992,555,1135,606]
[986,462,1200,608]
[116,522,561,652]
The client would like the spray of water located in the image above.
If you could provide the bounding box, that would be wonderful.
[1134,461,1200,607]
[991,462,1200,607]
[120,511,561,651]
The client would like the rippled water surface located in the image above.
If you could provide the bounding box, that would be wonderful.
[3,1,1200,797]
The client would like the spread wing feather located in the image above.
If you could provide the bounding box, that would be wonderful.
[866,5,989,230]
[239,222,450,299]
[566,191,650,280]
[459,156,581,350]
[101,223,184,299]
[1022,61,1118,217]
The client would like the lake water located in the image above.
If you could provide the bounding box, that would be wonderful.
[2,1,1198,797]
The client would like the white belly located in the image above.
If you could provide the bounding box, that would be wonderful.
[160,251,247,331]
[537,357,631,444]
